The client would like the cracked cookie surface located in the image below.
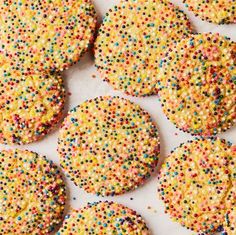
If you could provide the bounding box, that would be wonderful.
[95,0,192,96]
[0,149,66,235]
[0,60,65,145]
[158,137,236,234]
[57,201,150,235]
[158,33,236,136]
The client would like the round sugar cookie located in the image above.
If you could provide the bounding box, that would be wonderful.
[0,62,65,145]
[56,201,150,235]
[95,0,193,97]
[58,96,160,196]
[183,0,236,24]
[0,0,97,72]
[0,149,66,235]
[158,137,236,234]
[158,33,236,136]
[224,208,236,235]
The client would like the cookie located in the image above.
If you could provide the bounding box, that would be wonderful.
[183,0,236,24]
[158,137,236,234]
[56,201,150,235]
[58,96,160,196]
[158,33,236,136]
[0,0,97,72]
[0,61,65,145]
[0,149,66,234]
[94,0,193,97]
[224,208,236,235]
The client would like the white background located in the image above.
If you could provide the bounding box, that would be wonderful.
[1,1,235,234]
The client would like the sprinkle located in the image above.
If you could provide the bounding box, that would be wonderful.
[223,208,236,235]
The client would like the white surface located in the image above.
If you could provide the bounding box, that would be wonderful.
[1,1,236,234]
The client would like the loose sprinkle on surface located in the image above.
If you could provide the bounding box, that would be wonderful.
[95,0,193,97]
[0,0,97,72]
[58,96,160,196]
[158,33,236,136]
[57,201,150,235]
[158,137,236,234]
[0,149,66,234]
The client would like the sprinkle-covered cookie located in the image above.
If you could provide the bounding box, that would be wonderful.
[0,0,97,72]
[158,33,236,136]
[158,137,236,234]
[95,0,193,97]
[56,201,150,235]
[58,96,160,196]
[183,0,236,24]
[0,61,65,145]
[224,208,236,235]
[0,149,66,234]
